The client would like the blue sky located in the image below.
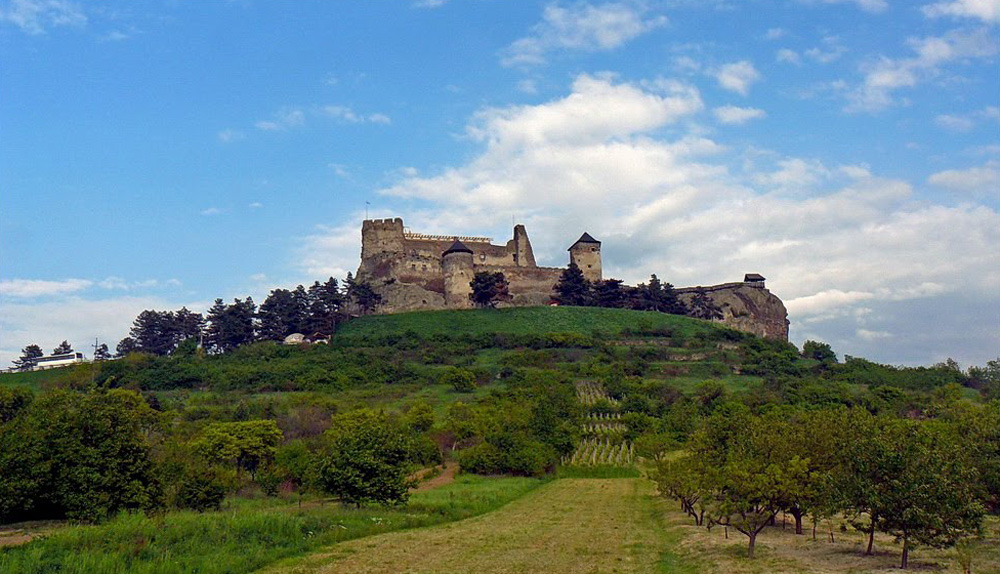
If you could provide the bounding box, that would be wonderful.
[1,0,998,367]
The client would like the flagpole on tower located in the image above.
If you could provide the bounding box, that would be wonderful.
[365,201,370,220]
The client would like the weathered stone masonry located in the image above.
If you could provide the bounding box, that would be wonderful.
[356,218,789,340]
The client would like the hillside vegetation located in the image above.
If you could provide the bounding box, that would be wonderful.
[1,306,997,573]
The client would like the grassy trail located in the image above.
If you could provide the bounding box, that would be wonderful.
[261,478,696,574]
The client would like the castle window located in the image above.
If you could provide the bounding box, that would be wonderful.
[411,264,416,270]
[422,265,427,271]
[480,254,486,261]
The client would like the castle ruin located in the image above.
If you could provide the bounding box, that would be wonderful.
[356,218,789,340]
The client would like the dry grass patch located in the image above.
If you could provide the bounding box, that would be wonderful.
[673,511,1000,574]
[261,478,696,574]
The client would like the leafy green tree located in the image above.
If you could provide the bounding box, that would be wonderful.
[0,387,33,424]
[403,401,435,433]
[553,262,591,306]
[0,389,162,523]
[13,344,43,371]
[115,337,138,357]
[469,271,511,308]
[802,340,837,365]
[316,410,415,506]
[871,422,985,568]
[192,420,283,479]
[52,340,73,355]
[442,367,476,393]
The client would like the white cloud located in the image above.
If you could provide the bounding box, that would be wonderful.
[517,79,539,94]
[714,61,761,96]
[322,106,391,125]
[249,201,264,208]
[501,2,667,67]
[936,114,976,132]
[857,328,893,340]
[777,49,802,65]
[923,0,1000,24]
[0,278,92,298]
[798,0,888,12]
[846,28,999,112]
[414,0,447,8]
[200,207,223,216]
[764,28,786,40]
[218,129,245,143]
[0,0,86,35]
[805,36,847,63]
[935,106,1000,132]
[294,74,1000,364]
[928,162,1000,193]
[255,108,306,131]
[327,163,350,178]
[713,105,766,125]
[0,295,204,367]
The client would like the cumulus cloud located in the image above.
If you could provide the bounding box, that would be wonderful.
[217,129,245,143]
[846,27,999,113]
[0,295,203,367]
[291,73,1000,364]
[255,108,306,131]
[0,0,86,35]
[714,61,761,95]
[713,105,766,125]
[928,162,1000,193]
[322,106,391,125]
[777,49,802,65]
[501,1,667,67]
[797,0,888,12]
[935,106,1000,132]
[923,0,1000,24]
[0,278,92,298]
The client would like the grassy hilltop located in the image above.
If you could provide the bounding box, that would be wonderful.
[1,306,996,574]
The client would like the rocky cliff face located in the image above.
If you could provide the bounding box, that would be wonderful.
[677,284,789,340]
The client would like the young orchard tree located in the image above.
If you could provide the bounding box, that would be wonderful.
[469,271,511,309]
[872,422,985,569]
[317,410,415,507]
[192,420,283,480]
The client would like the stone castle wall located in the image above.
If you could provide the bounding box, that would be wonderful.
[355,218,789,340]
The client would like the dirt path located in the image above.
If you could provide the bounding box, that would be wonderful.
[261,478,691,574]
[410,461,459,492]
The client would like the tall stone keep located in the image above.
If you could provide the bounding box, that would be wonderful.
[442,239,475,308]
[568,232,602,282]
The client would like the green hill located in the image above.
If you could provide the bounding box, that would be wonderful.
[336,305,731,339]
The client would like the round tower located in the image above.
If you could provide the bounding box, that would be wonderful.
[568,232,602,282]
[442,239,475,308]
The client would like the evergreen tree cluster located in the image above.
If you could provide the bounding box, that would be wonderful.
[552,263,689,315]
[119,275,380,357]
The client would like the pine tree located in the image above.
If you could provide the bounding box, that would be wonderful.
[13,344,43,371]
[469,271,511,308]
[553,262,591,306]
[52,340,73,355]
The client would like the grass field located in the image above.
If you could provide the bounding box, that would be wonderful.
[336,306,727,339]
[261,478,697,574]
[0,475,543,574]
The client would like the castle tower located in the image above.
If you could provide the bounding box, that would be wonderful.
[360,218,405,260]
[512,224,536,267]
[442,239,475,308]
[568,232,602,282]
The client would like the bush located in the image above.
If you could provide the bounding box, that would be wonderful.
[175,466,229,511]
[442,367,477,393]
